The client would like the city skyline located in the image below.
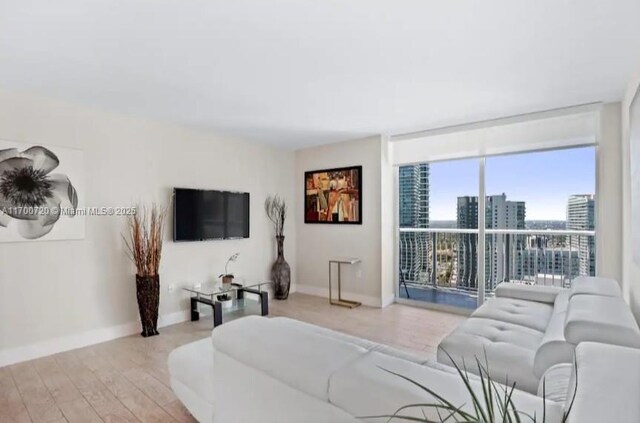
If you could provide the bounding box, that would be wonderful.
[398,152,597,294]
[429,147,596,221]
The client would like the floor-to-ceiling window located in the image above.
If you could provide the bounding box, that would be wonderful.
[397,146,596,310]
[398,158,479,309]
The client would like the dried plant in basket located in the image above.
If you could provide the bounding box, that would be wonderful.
[123,203,167,337]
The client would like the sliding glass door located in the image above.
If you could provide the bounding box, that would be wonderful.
[398,159,479,310]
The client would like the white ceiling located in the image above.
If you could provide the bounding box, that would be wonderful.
[1,0,639,149]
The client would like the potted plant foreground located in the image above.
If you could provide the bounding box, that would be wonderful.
[218,252,239,303]
[123,203,166,337]
[364,351,575,422]
[219,252,239,286]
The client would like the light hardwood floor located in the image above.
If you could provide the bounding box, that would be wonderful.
[0,293,465,423]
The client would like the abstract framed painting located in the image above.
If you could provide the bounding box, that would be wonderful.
[305,165,362,224]
[0,140,85,242]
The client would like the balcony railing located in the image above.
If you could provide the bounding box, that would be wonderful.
[398,228,596,307]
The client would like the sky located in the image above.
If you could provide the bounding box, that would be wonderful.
[428,147,596,221]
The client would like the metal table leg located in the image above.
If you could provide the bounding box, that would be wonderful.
[329,260,361,308]
[190,296,223,327]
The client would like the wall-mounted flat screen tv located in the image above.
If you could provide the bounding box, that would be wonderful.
[173,188,250,241]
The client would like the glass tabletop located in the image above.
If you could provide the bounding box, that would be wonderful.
[183,280,270,297]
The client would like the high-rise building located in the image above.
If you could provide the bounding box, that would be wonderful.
[399,164,430,282]
[399,164,429,228]
[486,195,525,290]
[566,194,596,276]
[457,196,478,290]
[457,194,525,291]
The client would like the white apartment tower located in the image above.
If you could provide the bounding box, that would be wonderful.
[566,194,596,277]
[457,194,525,291]
[486,194,526,291]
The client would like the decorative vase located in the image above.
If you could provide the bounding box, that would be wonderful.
[271,235,291,300]
[135,275,160,337]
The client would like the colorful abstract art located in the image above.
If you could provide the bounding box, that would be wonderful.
[305,166,362,224]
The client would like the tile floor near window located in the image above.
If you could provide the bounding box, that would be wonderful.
[0,293,465,423]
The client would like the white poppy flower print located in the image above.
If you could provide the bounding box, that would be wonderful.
[0,146,78,239]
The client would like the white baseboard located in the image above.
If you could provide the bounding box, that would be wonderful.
[381,293,396,308]
[158,310,191,327]
[0,310,191,368]
[294,284,384,308]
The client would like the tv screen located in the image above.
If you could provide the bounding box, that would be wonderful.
[173,188,250,241]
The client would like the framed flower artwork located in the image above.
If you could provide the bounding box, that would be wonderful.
[0,140,84,242]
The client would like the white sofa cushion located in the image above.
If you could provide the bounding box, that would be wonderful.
[564,295,640,348]
[534,311,575,377]
[495,282,564,304]
[538,363,573,403]
[437,317,543,393]
[211,315,368,401]
[566,343,640,423]
[167,338,214,423]
[569,276,621,298]
[331,351,564,422]
[270,317,455,372]
[471,297,553,332]
[214,349,358,423]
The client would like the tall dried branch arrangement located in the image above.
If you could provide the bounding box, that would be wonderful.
[265,195,287,237]
[123,203,167,277]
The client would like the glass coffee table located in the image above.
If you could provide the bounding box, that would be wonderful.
[183,281,271,327]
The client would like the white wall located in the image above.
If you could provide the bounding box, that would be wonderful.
[295,136,394,307]
[597,103,623,282]
[0,89,295,366]
[622,69,640,322]
[379,137,395,306]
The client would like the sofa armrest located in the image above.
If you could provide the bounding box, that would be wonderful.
[566,343,640,423]
[495,283,565,304]
[569,276,621,298]
[564,295,640,348]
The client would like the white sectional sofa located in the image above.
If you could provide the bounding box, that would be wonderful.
[168,312,640,423]
[437,276,640,394]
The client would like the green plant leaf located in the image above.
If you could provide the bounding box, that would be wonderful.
[372,349,572,423]
[561,359,578,423]
[441,350,488,422]
[377,367,475,421]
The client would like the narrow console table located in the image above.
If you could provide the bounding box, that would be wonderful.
[183,281,270,327]
[329,257,361,308]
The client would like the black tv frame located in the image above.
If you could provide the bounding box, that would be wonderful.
[172,187,250,242]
